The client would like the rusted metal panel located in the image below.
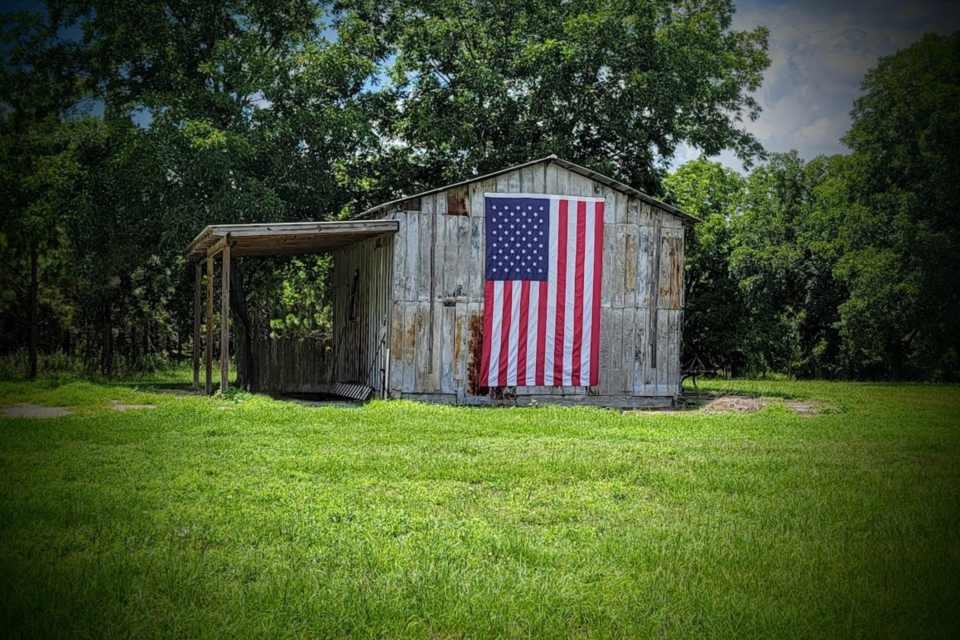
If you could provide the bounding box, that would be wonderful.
[466,306,487,396]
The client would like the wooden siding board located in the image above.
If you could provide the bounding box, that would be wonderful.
[405,212,419,302]
[403,301,416,392]
[600,223,614,307]
[519,165,535,193]
[622,306,635,394]
[638,224,653,309]
[440,304,456,393]
[624,225,638,308]
[390,301,404,395]
[667,309,680,396]
[656,310,669,395]
[633,307,647,395]
[414,300,430,392]
[613,225,626,308]
[545,162,560,193]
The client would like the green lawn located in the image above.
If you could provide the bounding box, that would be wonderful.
[1,379,958,639]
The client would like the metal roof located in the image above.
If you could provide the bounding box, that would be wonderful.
[356,155,701,224]
[185,220,399,261]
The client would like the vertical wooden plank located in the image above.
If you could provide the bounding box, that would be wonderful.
[392,214,407,303]
[429,302,442,392]
[220,240,231,392]
[205,254,214,395]
[610,308,623,394]
[667,309,680,397]
[600,223,614,308]
[622,306,635,395]
[468,216,484,302]
[637,224,652,309]
[633,307,647,395]
[405,212,419,302]
[656,310,669,395]
[648,219,662,371]
[598,308,613,395]
[532,161,546,193]
[402,301,416,393]
[614,190,627,226]
[625,196,640,227]
[624,224,638,308]
[440,304,456,394]
[507,169,521,193]
[418,204,432,301]
[442,212,459,297]
[545,162,560,194]
[556,165,570,196]
[192,263,201,390]
[613,225,626,309]
[469,181,484,216]
[519,165,535,193]
[454,215,469,297]
[465,300,482,398]
[414,300,430,392]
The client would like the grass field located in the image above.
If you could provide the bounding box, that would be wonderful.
[1,379,958,638]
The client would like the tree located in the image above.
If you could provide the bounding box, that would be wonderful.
[663,158,748,375]
[839,32,960,379]
[0,11,86,378]
[351,0,769,196]
[3,0,382,384]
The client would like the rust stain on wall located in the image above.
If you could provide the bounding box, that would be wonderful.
[454,314,463,363]
[467,313,487,395]
[404,321,416,365]
[625,232,637,291]
[447,187,468,216]
[659,237,683,309]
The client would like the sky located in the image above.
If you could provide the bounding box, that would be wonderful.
[676,0,960,172]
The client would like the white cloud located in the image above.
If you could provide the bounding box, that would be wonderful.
[677,1,960,174]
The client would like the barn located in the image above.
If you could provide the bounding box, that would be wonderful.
[185,156,698,407]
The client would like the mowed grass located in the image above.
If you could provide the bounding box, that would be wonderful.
[1,380,958,639]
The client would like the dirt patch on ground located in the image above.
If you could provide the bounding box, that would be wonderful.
[1,404,72,418]
[627,394,834,416]
[701,395,770,414]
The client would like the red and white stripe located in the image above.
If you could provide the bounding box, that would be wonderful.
[480,195,604,387]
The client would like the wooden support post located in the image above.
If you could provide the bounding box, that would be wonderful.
[192,263,201,390]
[206,254,214,395]
[220,235,231,393]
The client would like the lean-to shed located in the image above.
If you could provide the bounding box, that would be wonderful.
[186,156,698,407]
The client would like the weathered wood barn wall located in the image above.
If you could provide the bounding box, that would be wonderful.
[359,156,696,407]
[330,235,394,392]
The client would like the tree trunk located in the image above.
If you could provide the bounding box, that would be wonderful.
[27,250,39,380]
[101,306,113,377]
[229,262,257,391]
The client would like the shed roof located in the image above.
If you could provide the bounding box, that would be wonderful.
[356,155,701,225]
[185,220,399,261]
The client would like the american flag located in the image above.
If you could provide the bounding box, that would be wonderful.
[480,193,604,387]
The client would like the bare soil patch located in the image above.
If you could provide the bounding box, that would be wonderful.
[701,395,769,414]
[627,394,834,416]
[1,404,72,418]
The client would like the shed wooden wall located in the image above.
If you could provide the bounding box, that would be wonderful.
[247,336,333,394]
[383,160,686,406]
[331,235,394,393]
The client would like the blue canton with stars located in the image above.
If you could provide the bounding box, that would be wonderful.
[485,196,550,281]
